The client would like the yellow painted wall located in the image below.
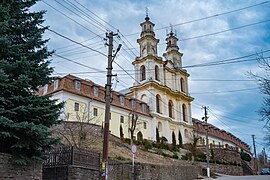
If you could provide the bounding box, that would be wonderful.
[65,98,150,141]
[65,99,87,122]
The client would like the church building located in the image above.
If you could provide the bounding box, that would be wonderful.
[38,15,249,152]
[125,15,194,143]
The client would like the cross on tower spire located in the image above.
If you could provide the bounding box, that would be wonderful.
[145,7,150,21]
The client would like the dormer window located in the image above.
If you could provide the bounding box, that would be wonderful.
[43,84,48,94]
[131,99,136,109]
[142,103,147,112]
[120,96,125,106]
[54,80,59,90]
[75,81,81,90]
[93,86,98,96]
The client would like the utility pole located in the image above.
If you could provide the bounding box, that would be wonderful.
[203,106,210,178]
[251,134,258,175]
[101,32,121,180]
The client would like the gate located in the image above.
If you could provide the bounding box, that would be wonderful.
[42,146,100,180]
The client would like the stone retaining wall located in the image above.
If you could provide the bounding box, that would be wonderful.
[198,162,243,176]
[108,162,201,180]
[0,153,42,180]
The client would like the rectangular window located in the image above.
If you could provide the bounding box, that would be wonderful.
[54,80,59,90]
[75,81,81,90]
[131,100,136,109]
[93,108,98,116]
[43,84,48,94]
[142,103,147,112]
[93,86,98,96]
[74,102,79,111]
[120,116,124,123]
[143,122,147,129]
[120,96,125,106]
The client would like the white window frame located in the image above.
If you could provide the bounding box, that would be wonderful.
[54,80,59,90]
[74,102,79,111]
[75,81,81,90]
[93,86,98,96]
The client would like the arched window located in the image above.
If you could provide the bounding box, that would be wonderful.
[156,95,161,113]
[182,104,187,122]
[155,65,159,81]
[180,78,185,92]
[137,131,143,141]
[168,100,173,118]
[140,65,146,81]
[140,94,147,103]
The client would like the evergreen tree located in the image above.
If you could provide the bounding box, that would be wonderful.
[178,130,183,148]
[172,131,176,150]
[120,124,124,140]
[156,127,160,143]
[0,0,63,164]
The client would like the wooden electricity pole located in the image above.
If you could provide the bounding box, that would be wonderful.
[101,32,121,180]
[203,106,210,178]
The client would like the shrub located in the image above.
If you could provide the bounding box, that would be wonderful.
[240,151,251,162]
[144,140,153,150]
[172,154,178,159]
[124,138,131,145]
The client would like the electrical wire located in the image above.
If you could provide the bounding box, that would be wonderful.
[41,0,104,39]
[125,1,270,36]
[43,26,107,57]
[190,87,259,95]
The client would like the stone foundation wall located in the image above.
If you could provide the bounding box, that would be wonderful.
[108,162,201,180]
[198,162,243,176]
[0,153,42,180]
[68,165,100,180]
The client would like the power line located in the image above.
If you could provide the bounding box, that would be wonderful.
[59,0,110,32]
[189,79,254,82]
[73,0,118,31]
[125,1,270,36]
[53,54,104,72]
[41,0,104,39]
[56,44,105,57]
[209,109,251,136]
[190,87,258,95]
[43,26,107,57]
[56,40,104,54]
[55,34,101,50]
[179,19,270,42]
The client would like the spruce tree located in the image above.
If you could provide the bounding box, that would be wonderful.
[172,131,176,150]
[156,127,160,143]
[0,0,63,164]
[178,130,183,148]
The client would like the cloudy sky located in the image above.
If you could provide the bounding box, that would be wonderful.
[33,0,270,156]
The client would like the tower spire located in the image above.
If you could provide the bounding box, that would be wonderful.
[146,7,148,17]
[145,7,149,21]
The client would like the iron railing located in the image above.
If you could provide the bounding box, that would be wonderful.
[43,146,100,170]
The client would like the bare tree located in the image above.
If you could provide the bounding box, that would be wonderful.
[189,131,200,162]
[53,103,103,149]
[249,55,270,146]
[127,111,143,145]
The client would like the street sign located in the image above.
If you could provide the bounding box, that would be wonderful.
[131,144,137,154]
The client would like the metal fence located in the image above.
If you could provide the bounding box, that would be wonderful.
[43,146,100,170]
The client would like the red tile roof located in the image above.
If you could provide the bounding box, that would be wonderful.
[193,118,250,153]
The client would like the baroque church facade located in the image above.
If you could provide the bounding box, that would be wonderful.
[39,15,250,151]
[126,15,194,143]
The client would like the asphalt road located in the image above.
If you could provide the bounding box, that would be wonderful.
[203,175,270,180]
